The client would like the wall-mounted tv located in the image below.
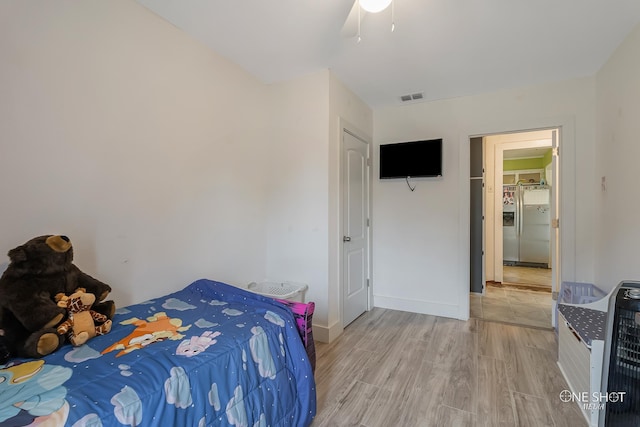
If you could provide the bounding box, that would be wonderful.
[379,138,442,179]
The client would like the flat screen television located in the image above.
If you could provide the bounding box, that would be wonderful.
[379,138,442,179]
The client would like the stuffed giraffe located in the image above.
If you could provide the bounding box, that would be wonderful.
[55,288,112,346]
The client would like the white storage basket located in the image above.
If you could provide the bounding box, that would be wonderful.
[247,281,308,302]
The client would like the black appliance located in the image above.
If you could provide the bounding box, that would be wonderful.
[602,282,640,426]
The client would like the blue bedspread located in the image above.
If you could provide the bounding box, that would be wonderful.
[0,279,316,427]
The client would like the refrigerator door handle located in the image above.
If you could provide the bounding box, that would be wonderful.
[517,188,523,236]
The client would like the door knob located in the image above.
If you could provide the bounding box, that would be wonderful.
[343,236,351,242]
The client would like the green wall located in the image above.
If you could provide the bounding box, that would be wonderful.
[504,149,553,171]
[542,149,553,167]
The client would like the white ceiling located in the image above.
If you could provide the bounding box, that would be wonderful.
[136,0,640,109]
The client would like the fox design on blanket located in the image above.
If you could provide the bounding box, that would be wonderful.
[101,312,190,357]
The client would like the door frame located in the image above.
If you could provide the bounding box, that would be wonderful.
[339,123,373,328]
[458,118,577,321]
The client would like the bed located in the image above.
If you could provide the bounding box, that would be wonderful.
[0,279,317,427]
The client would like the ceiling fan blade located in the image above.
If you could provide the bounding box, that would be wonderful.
[341,0,365,38]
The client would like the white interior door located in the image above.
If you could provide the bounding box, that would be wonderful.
[342,129,370,327]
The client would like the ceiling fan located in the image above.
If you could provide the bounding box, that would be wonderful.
[341,0,394,39]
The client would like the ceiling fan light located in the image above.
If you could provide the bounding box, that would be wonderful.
[359,0,392,13]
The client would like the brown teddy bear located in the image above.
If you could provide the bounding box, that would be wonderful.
[55,288,112,346]
[0,235,115,359]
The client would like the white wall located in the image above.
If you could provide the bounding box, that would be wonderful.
[0,2,374,342]
[265,71,330,326]
[595,23,640,292]
[373,78,596,319]
[265,71,373,342]
[0,1,271,305]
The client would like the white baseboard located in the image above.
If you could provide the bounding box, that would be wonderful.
[373,294,460,319]
[313,320,343,343]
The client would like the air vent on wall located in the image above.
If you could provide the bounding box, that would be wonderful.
[400,92,424,102]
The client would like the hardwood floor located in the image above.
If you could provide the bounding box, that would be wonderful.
[470,286,553,330]
[311,308,586,427]
[503,266,552,288]
[471,266,553,330]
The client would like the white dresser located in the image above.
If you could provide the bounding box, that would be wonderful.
[556,282,608,426]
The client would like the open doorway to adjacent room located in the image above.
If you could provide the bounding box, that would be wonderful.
[470,129,559,329]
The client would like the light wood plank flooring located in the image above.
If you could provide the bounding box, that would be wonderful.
[312,308,586,427]
[470,286,553,330]
[503,266,552,288]
[471,266,553,329]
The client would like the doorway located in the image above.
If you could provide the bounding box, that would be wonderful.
[501,144,553,292]
[470,129,559,329]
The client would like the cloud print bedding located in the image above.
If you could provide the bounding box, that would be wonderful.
[0,279,316,427]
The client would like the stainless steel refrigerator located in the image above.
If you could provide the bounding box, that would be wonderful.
[503,184,550,267]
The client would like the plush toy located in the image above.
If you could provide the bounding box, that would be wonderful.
[55,288,112,346]
[0,235,115,359]
[0,329,10,365]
